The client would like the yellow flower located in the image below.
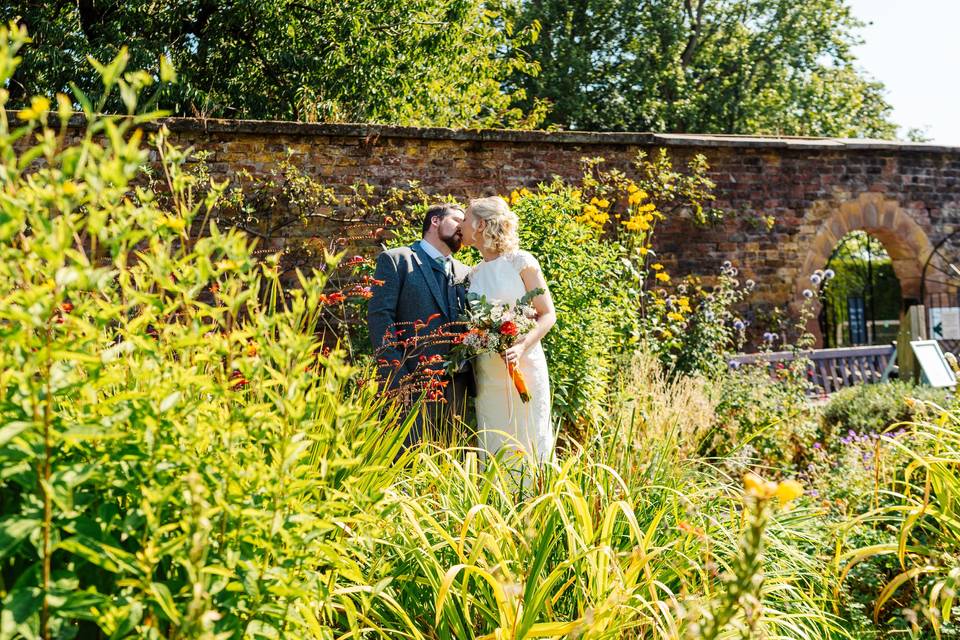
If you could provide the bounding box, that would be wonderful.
[744,473,804,505]
[638,247,649,256]
[655,272,670,283]
[678,297,691,312]
[627,183,639,194]
[17,95,51,121]
[651,263,664,271]
[667,311,685,322]
[628,192,643,205]
[661,329,673,339]
[597,198,610,209]
[775,479,804,504]
[743,472,776,499]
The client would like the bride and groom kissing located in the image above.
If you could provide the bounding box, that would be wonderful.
[367,197,556,464]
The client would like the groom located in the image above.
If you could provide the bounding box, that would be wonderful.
[367,203,472,447]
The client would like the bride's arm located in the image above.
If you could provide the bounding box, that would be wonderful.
[504,267,556,367]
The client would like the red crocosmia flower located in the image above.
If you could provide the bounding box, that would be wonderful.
[327,292,346,304]
[426,313,442,323]
[499,321,518,337]
[230,369,248,389]
[60,302,74,313]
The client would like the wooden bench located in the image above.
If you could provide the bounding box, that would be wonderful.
[729,344,897,394]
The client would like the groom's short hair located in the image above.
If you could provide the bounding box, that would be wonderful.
[422,203,464,236]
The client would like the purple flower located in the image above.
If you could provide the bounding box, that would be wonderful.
[810,273,822,285]
[813,442,822,449]
[803,289,814,299]
[733,320,746,331]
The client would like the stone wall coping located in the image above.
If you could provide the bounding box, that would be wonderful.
[40,112,960,155]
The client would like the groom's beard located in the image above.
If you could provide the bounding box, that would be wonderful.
[440,229,463,253]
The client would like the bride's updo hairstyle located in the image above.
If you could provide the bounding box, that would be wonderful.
[468,196,520,254]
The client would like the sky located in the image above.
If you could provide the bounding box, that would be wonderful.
[847,0,960,145]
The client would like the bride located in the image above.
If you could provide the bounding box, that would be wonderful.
[460,196,557,465]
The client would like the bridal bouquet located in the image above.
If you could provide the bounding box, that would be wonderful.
[448,289,543,402]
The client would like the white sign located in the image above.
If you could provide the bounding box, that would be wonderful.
[910,340,957,388]
[929,307,960,341]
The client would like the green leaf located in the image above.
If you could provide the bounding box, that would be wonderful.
[148,582,181,625]
[57,535,142,575]
[159,54,177,83]
[0,421,32,447]
[0,516,39,559]
[0,584,42,640]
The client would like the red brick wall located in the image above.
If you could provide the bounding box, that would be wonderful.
[157,119,960,340]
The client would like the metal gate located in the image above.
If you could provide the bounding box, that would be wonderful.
[921,229,960,355]
[819,231,902,348]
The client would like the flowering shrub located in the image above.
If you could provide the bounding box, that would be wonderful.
[511,184,638,431]
[640,262,753,378]
[820,381,949,446]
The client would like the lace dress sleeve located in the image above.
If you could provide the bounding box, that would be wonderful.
[506,250,543,276]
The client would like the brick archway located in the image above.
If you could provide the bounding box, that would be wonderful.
[799,194,936,346]
[800,193,934,302]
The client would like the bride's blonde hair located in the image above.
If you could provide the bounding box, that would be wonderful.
[468,196,519,254]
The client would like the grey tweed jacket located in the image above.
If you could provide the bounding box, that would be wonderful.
[367,242,470,383]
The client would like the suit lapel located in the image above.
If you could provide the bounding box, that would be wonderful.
[450,260,469,317]
[412,242,449,316]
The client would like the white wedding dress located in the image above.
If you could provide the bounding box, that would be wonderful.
[469,250,554,464]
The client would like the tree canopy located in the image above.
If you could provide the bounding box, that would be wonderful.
[509,0,896,138]
[3,0,543,127]
[5,0,898,137]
